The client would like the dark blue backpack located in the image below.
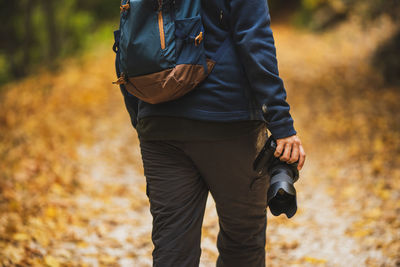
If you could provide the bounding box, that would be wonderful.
[113,0,218,104]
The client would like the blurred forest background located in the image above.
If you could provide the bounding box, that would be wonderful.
[1,0,399,86]
[0,0,399,266]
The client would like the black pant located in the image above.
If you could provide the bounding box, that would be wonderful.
[139,125,269,267]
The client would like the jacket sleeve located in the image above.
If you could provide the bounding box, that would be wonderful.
[228,0,296,139]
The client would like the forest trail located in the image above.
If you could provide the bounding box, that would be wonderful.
[1,20,399,266]
[67,118,388,266]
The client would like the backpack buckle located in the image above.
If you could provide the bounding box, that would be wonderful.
[194,32,203,46]
[120,1,130,13]
[112,73,127,85]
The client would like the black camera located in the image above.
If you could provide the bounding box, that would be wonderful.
[253,136,299,218]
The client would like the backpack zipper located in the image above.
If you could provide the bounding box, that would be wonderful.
[157,0,166,50]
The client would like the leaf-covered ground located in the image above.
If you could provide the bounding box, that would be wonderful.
[0,17,399,266]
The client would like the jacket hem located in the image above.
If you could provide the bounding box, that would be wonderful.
[137,109,261,122]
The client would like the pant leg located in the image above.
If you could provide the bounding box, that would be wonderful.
[139,140,209,267]
[182,125,269,267]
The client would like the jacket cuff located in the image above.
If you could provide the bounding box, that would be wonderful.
[267,119,297,139]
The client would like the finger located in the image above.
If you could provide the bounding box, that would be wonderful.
[288,143,299,164]
[297,145,306,170]
[280,143,292,162]
[274,141,284,157]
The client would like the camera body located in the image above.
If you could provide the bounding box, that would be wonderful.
[253,136,299,218]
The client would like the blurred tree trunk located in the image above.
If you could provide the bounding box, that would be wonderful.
[269,0,301,22]
[0,1,21,79]
[23,0,35,74]
[42,0,59,62]
[372,29,400,86]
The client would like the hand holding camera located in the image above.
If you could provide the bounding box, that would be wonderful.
[274,135,306,170]
[254,135,304,218]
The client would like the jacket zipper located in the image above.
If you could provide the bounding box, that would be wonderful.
[158,0,166,50]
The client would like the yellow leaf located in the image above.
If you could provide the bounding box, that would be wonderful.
[50,183,64,195]
[99,255,117,264]
[13,233,30,241]
[30,258,45,267]
[45,207,57,218]
[77,241,89,248]
[351,228,372,238]
[303,256,327,264]
[342,186,357,197]
[377,190,390,200]
[366,208,381,219]
[3,246,24,263]
[44,256,60,267]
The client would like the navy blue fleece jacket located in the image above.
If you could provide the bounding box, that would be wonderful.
[119,0,297,139]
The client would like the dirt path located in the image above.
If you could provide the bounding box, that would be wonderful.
[2,20,398,266]
[53,19,399,266]
[62,122,387,266]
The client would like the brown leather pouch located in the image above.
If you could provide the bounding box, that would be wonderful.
[121,59,215,104]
